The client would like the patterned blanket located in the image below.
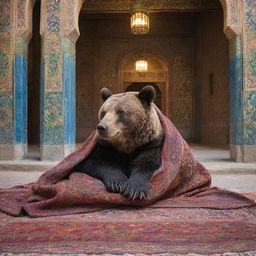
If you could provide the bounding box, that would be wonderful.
[0,109,255,217]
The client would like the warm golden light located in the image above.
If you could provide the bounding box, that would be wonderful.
[135,60,148,72]
[131,12,149,34]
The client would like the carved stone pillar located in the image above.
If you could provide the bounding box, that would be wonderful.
[40,0,84,161]
[0,0,34,160]
[229,36,244,162]
[221,0,256,162]
[241,0,256,162]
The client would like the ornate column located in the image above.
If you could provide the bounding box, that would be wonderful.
[0,0,34,160]
[221,0,256,162]
[40,0,84,161]
[229,35,245,162]
[242,0,256,162]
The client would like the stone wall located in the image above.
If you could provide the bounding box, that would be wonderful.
[195,10,229,146]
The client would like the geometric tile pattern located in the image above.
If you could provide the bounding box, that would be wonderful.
[44,0,62,92]
[0,0,33,149]
[44,92,64,144]
[244,91,256,144]
[0,0,11,32]
[17,0,26,28]
[244,0,256,91]
[0,0,13,145]
[230,0,239,25]
[243,0,256,148]
[41,0,83,149]
[172,56,193,127]
[0,31,11,91]
[40,0,64,146]
[0,91,13,144]
[0,0,12,92]
[0,48,11,91]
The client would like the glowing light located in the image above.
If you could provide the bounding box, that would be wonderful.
[130,12,149,35]
[135,60,148,72]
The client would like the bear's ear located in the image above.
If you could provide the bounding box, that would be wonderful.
[100,88,112,101]
[138,86,155,106]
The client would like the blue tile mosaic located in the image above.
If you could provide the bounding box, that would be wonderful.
[63,54,76,144]
[229,37,244,145]
[14,55,27,144]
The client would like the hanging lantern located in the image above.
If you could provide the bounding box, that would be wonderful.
[135,60,148,72]
[130,0,150,35]
[130,12,149,34]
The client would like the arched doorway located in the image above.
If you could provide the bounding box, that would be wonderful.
[76,1,250,161]
[120,54,169,116]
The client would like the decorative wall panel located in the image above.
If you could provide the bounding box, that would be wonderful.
[230,0,239,25]
[244,0,256,91]
[0,0,12,92]
[123,72,167,82]
[244,91,256,145]
[0,0,13,146]
[14,0,34,150]
[40,0,84,160]
[172,56,193,127]
[0,0,34,159]
[0,92,13,144]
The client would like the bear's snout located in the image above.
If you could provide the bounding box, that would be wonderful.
[97,123,108,136]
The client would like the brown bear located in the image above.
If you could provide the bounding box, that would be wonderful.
[74,86,164,200]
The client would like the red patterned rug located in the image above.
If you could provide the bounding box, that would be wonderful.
[0,108,255,217]
[0,192,256,255]
[0,107,255,254]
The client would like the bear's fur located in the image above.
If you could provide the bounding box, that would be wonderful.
[74,86,164,200]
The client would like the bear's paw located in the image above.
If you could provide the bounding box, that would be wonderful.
[104,177,128,194]
[123,179,150,200]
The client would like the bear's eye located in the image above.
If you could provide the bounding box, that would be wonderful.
[117,109,125,115]
[100,111,106,119]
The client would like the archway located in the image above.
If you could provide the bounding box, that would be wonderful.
[70,0,251,162]
[120,54,169,116]
[75,0,247,161]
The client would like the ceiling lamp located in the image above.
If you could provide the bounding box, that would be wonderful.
[130,0,150,35]
[135,60,148,72]
[131,12,149,34]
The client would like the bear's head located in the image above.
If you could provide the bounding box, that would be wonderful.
[97,86,163,152]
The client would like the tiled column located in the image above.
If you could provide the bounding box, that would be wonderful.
[241,0,256,162]
[227,0,256,162]
[40,0,84,161]
[229,36,245,162]
[0,0,34,160]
